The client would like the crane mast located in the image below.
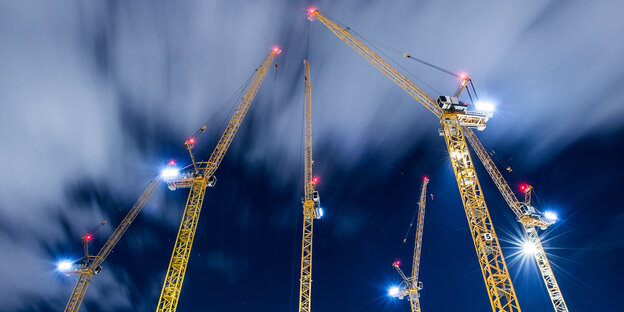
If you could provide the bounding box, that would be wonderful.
[299,60,322,312]
[392,177,429,312]
[64,177,161,312]
[156,49,278,312]
[309,10,520,312]
[464,128,568,312]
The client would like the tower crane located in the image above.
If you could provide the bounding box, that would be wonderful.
[464,128,568,312]
[391,177,429,312]
[308,10,521,312]
[404,50,568,311]
[63,178,161,312]
[298,60,323,312]
[155,48,279,312]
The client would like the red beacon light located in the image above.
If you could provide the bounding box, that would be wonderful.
[308,8,317,14]
[84,234,92,241]
[393,260,401,267]
[168,159,176,166]
[423,176,429,181]
[312,177,319,184]
[272,47,282,54]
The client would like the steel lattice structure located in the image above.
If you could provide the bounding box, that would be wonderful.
[155,49,278,312]
[310,10,521,312]
[64,177,161,312]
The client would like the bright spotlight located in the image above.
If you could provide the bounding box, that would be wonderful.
[522,241,537,255]
[544,211,558,221]
[318,207,324,218]
[475,100,496,112]
[57,260,74,272]
[160,167,180,179]
[388,286,400,297]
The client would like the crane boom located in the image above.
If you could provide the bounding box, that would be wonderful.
[392,177,429,312]
[156,49,278,312]
[411,177,428,291]
[299,59,321,312]
[310,10,520,312]
[64,177,161,312]
[464,129,568,312]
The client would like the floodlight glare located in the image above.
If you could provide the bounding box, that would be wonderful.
[388,286,400,297]
[544,211,558,221]
[475,100,496,112]
[160,167,180,179]
[318,208,324,218]
[57,260,74,272]
[522,241,537,255]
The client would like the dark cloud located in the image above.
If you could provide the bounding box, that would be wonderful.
[0,0,623,311]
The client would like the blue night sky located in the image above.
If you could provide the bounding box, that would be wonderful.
[0,1,623,311]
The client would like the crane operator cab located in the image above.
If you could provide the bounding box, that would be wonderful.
[519,204,541,220]
[312,191,323,219]
[437,96,468,112]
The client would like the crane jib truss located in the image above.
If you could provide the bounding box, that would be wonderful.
[156,50,277,312]
[64,177,161,312]
[310,10,521,312]
[299,60,320,312]
[464,128,568,312]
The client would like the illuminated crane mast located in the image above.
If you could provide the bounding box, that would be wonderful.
[464,128,568,312]
[391,177,429,312]
[309,10,521,312]
[64,178,161,312]
[156,48,279,312]
[298,60,323,312]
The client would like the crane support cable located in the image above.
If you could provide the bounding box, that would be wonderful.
[310,11,442,118]
[156,49,277,312]
[64,177,161,312]
[310,10,521,312]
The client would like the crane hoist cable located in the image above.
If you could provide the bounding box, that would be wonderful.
[309,9,520,312]
[155,48,279,312]
[63,178,161,312]
[391,177,429,312]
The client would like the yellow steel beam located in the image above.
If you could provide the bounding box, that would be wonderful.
[464,129,568,311]
[311,10,521,312]
[64,177,161,312]
[156,50,277,312]
[299,59,317,312]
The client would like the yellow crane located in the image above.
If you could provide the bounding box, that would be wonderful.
[63,178,161,312]
[298,60,323,312]
[464,128,568,312]
[390,177,429,312]
[309,10,521,312]
[155,48,279,312]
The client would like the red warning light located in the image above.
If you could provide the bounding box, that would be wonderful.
[272,47,282,54]
[459,72,467,80]
[169,160,176,166]
[423,176,429,181]
[519,184,531,193]
[186,138,195,145]
[84,234,92,241]
[393,260,401,267]
[312,177,319,184]
[308,8,317,14]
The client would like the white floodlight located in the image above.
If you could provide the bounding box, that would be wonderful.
[160,167,180,179]
[318,208,324,218]
[475,100,496,112]
[544,211,558,221]
[522,241,537,255]
[388,286,400,297]
[57,260,74,272]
